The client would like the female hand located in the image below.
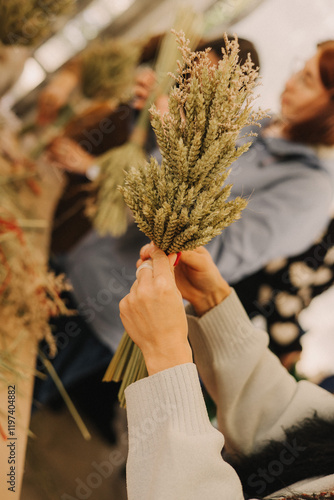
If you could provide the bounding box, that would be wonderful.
[132,67,156,110]
[119,245,193,375]
[140,244,231,317]
[46,137,94,175]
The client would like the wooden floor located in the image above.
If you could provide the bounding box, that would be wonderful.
[21,405,128,500]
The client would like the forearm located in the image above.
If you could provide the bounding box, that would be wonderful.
[125,363,244,500]
[52,67,80,95]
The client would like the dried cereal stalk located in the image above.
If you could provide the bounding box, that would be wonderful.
[104,32,264,406]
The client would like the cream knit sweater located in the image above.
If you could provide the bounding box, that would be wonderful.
[125,290,334,499]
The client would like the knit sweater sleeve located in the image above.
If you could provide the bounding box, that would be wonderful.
[125,363,244,500]
[187,289,334,456]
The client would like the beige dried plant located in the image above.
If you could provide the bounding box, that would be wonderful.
[104,32,264,406]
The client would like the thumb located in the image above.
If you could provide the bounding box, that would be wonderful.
[168,253,177,270]
[148,245,177,279]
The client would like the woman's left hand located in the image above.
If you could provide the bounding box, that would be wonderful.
[119,245,193,375]
[46,137,94,175]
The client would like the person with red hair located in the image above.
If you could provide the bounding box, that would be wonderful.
[232,40,334,365]
[206,39,334,284]
[282,40,334,146]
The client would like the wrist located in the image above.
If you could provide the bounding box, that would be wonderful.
[142,342,193,376]
[192,285,231,317]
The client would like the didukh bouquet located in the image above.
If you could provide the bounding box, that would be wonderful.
[104,32,264,406]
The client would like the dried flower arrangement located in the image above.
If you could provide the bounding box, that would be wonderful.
[0,212,70,387]
[0,135,73,418]
[104,32,264,406]
[0,0,73,46]
[87,9,203,237]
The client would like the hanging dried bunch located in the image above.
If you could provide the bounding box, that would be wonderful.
[104,32,264,406]
[0,0,74,46]
[80,38,142,101]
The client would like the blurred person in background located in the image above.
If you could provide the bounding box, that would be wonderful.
[228,40,334,367]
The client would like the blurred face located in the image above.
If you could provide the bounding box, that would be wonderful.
[280,51,330,124]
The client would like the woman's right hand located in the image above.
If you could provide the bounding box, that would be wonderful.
[139,244,231,317]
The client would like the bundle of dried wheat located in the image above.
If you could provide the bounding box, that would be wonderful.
[104,32,264,407]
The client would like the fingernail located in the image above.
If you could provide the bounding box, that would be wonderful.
[174,252,182,266]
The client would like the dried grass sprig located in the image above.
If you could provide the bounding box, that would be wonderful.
[0,0,74,46]
[104,33,264,406]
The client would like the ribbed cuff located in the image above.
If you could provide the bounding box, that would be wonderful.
[125,363,214,457]
[86,164,100,180]
[196,289,268,360]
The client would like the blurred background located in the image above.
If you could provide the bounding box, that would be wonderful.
[3,0,334,116]
[1,0,334,498]
[4,0,331,387]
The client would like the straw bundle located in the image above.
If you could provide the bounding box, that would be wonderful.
[104,33,264,406]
